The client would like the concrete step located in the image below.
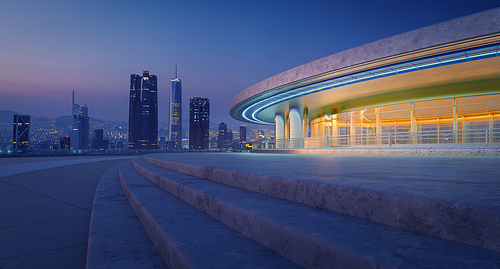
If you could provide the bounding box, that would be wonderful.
[142,153,500,252]
[133,156,500,268]
[86,163,167,269]
[119,159,302,269]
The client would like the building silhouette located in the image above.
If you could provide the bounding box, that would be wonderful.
[92,129,103,149]
[60,135,70,149]
[13,114,30,149]
[239,126,246,142]
[72,91,90,149]
[228,129,233,142]
[217,122,228,149]
[128,71,158,149]
[92,129,109,149]
[236,125,247,151]
[169,68,182,150]
[189,97,210,150]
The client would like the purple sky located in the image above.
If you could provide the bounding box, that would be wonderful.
[1,0,499,126]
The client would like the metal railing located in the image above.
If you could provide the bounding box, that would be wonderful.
[252,128,500,149]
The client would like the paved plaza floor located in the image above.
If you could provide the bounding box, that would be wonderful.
[0,156,132,269]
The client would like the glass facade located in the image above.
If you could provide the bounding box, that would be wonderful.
[128,71,158,150]
[142,71,158,149]
[254,94,500,149]
[306,94,500,147]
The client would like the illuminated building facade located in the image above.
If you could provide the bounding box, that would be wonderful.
[189,97,210,150]
[230,8,500,149]
[128,71,158,149]
[169,71,182,150]
[13,114,30,149]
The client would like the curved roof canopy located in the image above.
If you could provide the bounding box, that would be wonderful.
[230,8,500,125]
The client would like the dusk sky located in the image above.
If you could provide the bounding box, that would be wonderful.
[1,0,499,126]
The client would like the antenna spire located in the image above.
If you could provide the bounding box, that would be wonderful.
[175,63,177,78]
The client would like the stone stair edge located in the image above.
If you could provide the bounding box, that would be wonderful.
[142,154,500,253]
[86,162,166,269]
[132,157,500,268]
[120,159,302,269]
[118,160,194,269]
[132,158,353,268]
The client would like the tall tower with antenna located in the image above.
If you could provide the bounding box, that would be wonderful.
[169,65,182,149]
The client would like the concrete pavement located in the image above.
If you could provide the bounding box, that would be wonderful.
[0,156,132,269]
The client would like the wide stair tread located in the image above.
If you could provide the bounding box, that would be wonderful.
[134,156,500,269]
[119,160,301,269]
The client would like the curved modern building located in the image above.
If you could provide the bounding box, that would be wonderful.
[230,8,500,148]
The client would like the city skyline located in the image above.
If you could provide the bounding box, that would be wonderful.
[1,1,499,126]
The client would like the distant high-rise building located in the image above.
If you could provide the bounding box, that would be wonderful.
[141,71,158,149]
[158,136,167,150]
[239,126,246,142]
[169,68,182,150]
[189,97,210,150]
[217,122,228,149]
[60,135,71,149]
[258,130,265,139]
[92,129,106,149]
[72,91,90,149]
[128,71,158,149]
[129,74,141,149]
[237,126,248,151]
[13,114,30,149]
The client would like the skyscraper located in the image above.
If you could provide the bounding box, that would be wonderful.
[141,71,158,149]
[189,97,210,150]
[92,129,104,149]
[239,126,246,142]
[128,74,141,149]
[128,71,158,149]
[60,135,70,149]
[13,115,30,149]
[217,122,228,149]
[238,126,247,151]
[169,68,182,150]
[72,91,90,149]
